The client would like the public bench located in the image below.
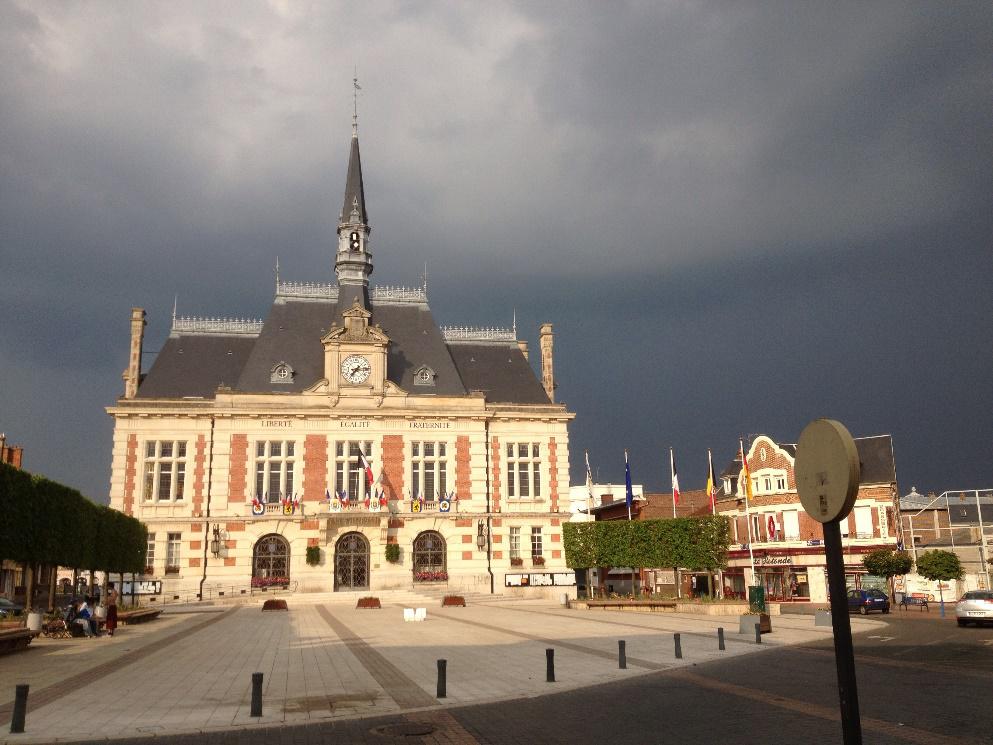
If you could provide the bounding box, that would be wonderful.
[900,595,929,611]
[0,628,38,655]
[583,600,678,612]
[118,608,162,625]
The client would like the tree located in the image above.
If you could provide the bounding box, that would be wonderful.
[862,549,913,603]
[915,549,964,617]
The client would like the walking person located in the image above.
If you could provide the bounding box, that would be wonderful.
[105,582,119,636]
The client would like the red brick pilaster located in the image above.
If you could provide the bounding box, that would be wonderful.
[456,435,471,502]
[123,434,138,516]
[229,434,248,503]
[548,437,559,512]
[490,437,501,512]
[382,435,404,500]
[303,435,328,501]
[192,434,206,516]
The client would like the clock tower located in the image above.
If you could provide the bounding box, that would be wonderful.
[321,300,390,397]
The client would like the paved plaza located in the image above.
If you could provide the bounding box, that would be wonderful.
[0,594,881,743]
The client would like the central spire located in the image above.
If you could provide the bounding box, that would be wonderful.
[335,73,373,310]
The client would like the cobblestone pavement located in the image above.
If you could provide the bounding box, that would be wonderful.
[4,600,987,744]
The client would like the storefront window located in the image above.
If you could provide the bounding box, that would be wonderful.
[759,568,810,601]
[723,571,746,599]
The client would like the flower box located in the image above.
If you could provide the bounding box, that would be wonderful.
[510,558,524,567]
[531,556,546,566]
[442,595,466,607]
[251,577,289,588]
[414,571,448,582]
[357,597,381,609]
[164,566,180,575]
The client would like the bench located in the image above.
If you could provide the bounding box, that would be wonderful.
[900,596,929,611]
[117,608,162,625]
[0,628,38,655]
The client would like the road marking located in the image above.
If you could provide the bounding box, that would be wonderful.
[867,635,895,641]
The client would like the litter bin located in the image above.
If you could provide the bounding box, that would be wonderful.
[748,585,766,613]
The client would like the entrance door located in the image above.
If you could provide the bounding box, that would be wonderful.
[334,532,370,591]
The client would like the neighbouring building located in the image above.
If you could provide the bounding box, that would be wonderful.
[106,119,575,600]
[0,433,23,469]
[0,434,25,596]
[717,434,900,602]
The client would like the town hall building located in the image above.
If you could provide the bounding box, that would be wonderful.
[106,117,575,600]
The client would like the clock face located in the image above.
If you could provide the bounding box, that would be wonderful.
[340,355,371,384]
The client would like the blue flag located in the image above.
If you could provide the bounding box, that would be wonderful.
[624,450,633,511]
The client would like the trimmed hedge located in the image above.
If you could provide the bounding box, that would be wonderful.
[0,462,147,573]
[563,516,731,571]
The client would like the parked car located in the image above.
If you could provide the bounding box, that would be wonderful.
[0,598,24,618]
[847,588,890,615]
[955,591,993,627]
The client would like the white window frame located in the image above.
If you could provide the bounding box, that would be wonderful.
[143,440,187,501]
[530,526,543,558]
[782,510,800,541]
[146,533,156,570]
[506,442,542,499]
[509,526,521,560]
[165,532,181,571]
[255,440,296,503]
[332,440,372,501]
[854,505,873,538]
[411,441,448,501]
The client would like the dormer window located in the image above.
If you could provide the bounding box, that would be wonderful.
[271,362,294,384]
[413,365,436,387]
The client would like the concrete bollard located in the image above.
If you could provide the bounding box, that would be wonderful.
[436,659,447,698]
[618,640,627,669]
[250,672,263,717]
[674,633,682,659]
[10,684,29,734]
[718,627,725,651]
[546,648,555,682]
[755,623,762,644]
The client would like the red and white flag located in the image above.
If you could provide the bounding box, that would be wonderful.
[357,451,374,486]
[670,447,681,506]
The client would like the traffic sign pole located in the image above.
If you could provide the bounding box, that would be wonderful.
[824,519,863,745]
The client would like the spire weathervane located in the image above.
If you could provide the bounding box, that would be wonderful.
[352,69,361,137]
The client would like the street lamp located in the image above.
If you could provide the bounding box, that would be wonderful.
[209,525,222,558]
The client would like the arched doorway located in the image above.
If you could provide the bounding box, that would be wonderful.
[253,534,290,587]
[334,532,370,591]
[412,531,447,582]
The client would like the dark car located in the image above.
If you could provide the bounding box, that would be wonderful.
[847,588,890,615]
[0,598,24,618]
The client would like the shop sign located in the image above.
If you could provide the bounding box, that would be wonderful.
[505,572,575,587]
[656,570,676,584]
[121,580,162,595]
[756,556,793,566]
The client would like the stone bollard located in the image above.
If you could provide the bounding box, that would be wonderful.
[437,659,447,698]
[10,684,29,734]
[718,627,725,651]
[546,648,556,682]
[250,672,263,717]
[618,640,627,669]
[755,623,762,644]
[674,633,682,659]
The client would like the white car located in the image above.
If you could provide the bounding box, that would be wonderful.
[955,591,993,627]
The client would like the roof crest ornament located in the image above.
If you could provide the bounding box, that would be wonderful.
[352,69,361,138]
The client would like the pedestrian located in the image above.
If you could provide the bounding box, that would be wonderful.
[105,582,119,636]
[74,598,95,637]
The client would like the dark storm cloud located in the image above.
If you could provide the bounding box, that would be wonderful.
[0,1,990,500]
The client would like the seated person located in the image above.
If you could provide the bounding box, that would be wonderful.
[74,598,96,637]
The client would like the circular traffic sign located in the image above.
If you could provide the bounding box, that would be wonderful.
[795,419,861,524]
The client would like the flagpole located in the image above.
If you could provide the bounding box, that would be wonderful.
[670,447,677,518]
[708,448,723,598]
[740,439,756,583]
[624,450,632,522]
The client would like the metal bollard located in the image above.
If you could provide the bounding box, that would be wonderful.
[618,640,627,669]
[674,633,682,659]
[546,648,555,682]
[755,623,762,644]
[250,672,263,717]
[437,659,447,698]
[10,684,29,734]
[718,627,725,651]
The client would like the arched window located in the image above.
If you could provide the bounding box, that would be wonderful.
[252,534,290,587]
[412,531,447,581]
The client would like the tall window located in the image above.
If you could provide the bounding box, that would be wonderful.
[143,441,187,501]
[782,510,800,541]
[506,442,541,499]
[166,532,181,571]
[146,533,156,571]
[255,441,295,503]
[333,441,372,500]
[530,527,543,558]
[412,441,447,500]
[509,527,521,559]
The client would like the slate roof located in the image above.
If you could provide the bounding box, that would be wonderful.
[341,135,368,225]
[136,297,550,404]
[137,335,256,399]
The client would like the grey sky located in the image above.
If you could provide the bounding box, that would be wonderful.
[1,1,990,501]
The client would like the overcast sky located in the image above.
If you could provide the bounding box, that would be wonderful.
[1,1,990,503]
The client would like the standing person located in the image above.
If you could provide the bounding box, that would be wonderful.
[105,582,119,636]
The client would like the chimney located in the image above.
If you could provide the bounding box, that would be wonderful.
[123,307,147,399]
[517,339,529,361]
[539,322,554,402]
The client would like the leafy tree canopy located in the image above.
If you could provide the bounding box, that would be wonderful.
[862,549,913,579]
[915,549,964,582]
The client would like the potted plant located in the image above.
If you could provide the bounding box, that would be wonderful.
[305,546,321,566]
[510,557,524,567]
[739,609,772,634]
[164,566,180,575]
[385,544,401,564]
[357,596,381,609]
[532,556,546,566]
[142,566,154,576]
[414,570,448,582]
